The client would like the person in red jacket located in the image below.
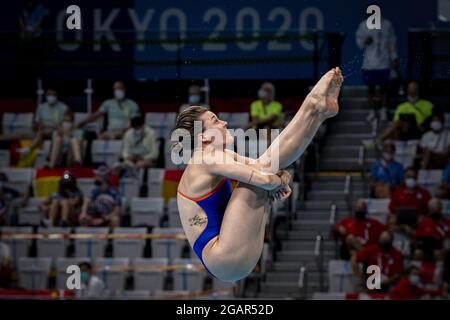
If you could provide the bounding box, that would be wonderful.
[351,231,404,292]
[415,198,450,260]
[333,198,387,259]
[388,167,431,231]
[390,266,447,299]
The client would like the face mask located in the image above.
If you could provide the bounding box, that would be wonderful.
[81,272,89,284]
[62,121,72,130]
[405,178,416,189]
[188,95,201,105]
[46,95,57,105]
[354,210,367,220]
[430,121,442,132]
[407,95,418,104]
[409,275,420,286]
[258,89,268,99]
[379,240,392,252]
[382,152,393,161]
[114,89,125,100]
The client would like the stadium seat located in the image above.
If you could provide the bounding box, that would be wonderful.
[2,113,33,136]
[365,198,390,223]
[56,257,91,290]
[74,227,109,259]
[394,140,419,168]
[147,168,165,197]
[36,227,70,265]
[328,260,356,293]
[0,150,10,167]
[91,140,123,167]
[145,112,177,131]
[173,258,205,292]
[418,169,443,196]
[1,168,34,194]
[151,228,186,263]
[132,258,168,292]
[118,177,139,203]
[168,197,182,228]
[130,197,164,227]
[18,197,45,226]
[94,257,130,294]
[312,292,347,300]
[18,257,52,290]
[112,227,147,260]
[152,290,190,298]
[0,226,33,269]
[122,290,151,299]
[217,112,250,130]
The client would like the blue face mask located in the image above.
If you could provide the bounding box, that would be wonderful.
[81,272,89,284]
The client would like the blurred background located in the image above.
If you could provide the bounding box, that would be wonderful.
[0,0,450,300]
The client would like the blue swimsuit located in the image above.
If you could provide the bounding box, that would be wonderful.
[178,178,232,277]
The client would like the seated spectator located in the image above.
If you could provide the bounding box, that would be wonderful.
[332,199,387,259]
[370,142,404,198]
[75,262,105,299]
[79,165,121,227]
[179,84,210,113]
[379,81,433,141]
[390,266,447,299]
[19,88,69,155]
[49,110,83,168]
[388,167,431,231]
[77,81,140,140]
[0,172,28,226]
[379,113,422,142]
[248,82,283,130]
[415,198,450,260]
[122,116,158,170]
[0,234,12,288]
[420,115,450,169]
[351,231,404,292]
[40,171,84,227]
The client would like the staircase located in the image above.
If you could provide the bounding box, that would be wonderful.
[257,86,373,299]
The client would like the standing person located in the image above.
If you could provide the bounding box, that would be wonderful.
[356,17,397,122]
[77,81,140,140]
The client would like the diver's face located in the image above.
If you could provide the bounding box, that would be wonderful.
[200,111,233,147]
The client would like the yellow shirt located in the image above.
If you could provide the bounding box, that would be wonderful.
[393,99,433,126]
[250,100,282,128]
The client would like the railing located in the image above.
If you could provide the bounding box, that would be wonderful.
[344,173,353,214]
[298,266,308,300]
[358,145,369,198]
[329,203,341,259]
[314,234,324,292]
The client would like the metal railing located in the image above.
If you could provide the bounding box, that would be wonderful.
[298,266,308,300]
[314,234,324,292]
[344,173,353,214]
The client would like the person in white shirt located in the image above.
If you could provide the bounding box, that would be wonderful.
[420,115,450,169]
[77,262,105,299]
[179,84,210,113]
[356,18,397,122]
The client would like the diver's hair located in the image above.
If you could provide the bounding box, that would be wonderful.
[171,105,209,152]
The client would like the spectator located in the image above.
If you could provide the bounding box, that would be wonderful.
[333,199,387,259]
[0,234,12,288]
[179,84,210,113]
[415,199,450,260]
[420,115,450,169]
[77,81,140,140]
[390,265,447,300]
[394,81,433,128]
[40,171,84,227]
[0,172,28,226]
[388,167,431,229]
[122,116,158,170]
[248,82,283,130]
[76,262,105,299]
[356,17,397,122]
[351,231,404,292]
[79,165,121,227]
[19,88,69,155]
[49,110,83,168]
[370,142,404,198]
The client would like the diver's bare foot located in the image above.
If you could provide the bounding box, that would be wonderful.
[305,67,343,119]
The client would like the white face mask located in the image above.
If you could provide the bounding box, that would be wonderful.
[430,121,442,132]
[258,89,268,99]
[382,152,393,161]
[114,89,125,100]
[46,95,57,105]
[405,178,416,189]
[407,95,418,104]
[188,95,201,105]
[409,275,420,286]
[62,121,72,130]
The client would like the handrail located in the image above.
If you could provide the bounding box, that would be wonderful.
[314,234,324,292]
[344,173,353,214]
[329,203,337,226]
[358,145,369,198]
[298,266,308,300]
